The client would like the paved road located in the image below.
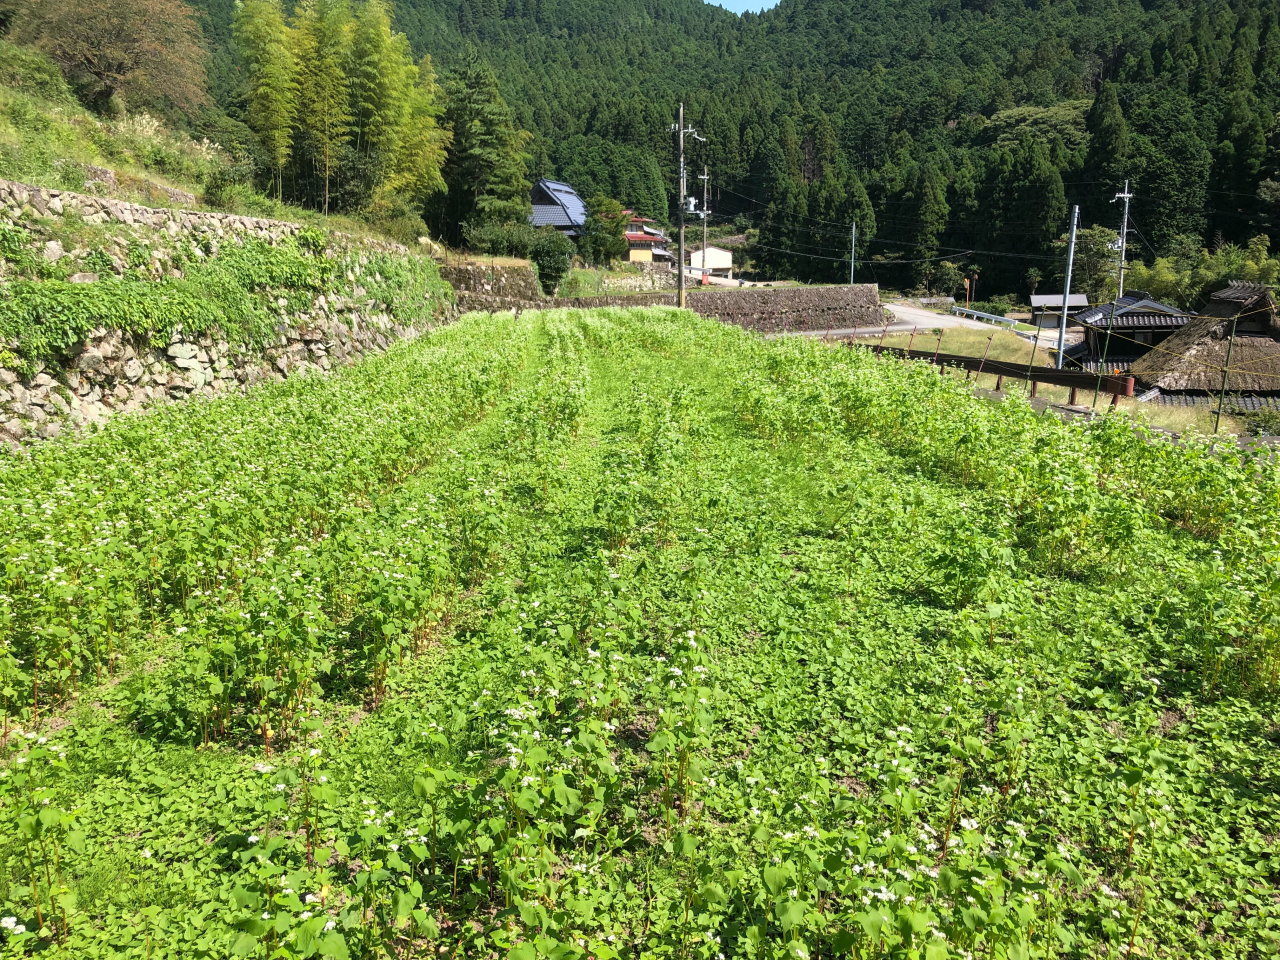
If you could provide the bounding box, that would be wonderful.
[771,302,1018,340]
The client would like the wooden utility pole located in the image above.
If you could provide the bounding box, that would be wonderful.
[1056,205,1079,370]
[675,104,685,308]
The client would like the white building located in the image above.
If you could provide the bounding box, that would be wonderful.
[687,245,733,279]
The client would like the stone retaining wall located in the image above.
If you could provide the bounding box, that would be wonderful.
[0,178,446,452]
[458,283,885,333]
[0,177,410,255]
[439,262,543,300]
[1,304,438,450]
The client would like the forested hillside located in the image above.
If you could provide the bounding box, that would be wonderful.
[171,0,1279,297]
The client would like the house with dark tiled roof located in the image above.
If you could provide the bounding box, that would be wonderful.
[1070,291,1196,372]
[529,179,588,238]
[1132,282,1280,399]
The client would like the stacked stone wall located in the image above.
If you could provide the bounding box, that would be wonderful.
[0,179,447,451]
[0,177,406,257]
[439,262,543,300]
[455,272,885,332]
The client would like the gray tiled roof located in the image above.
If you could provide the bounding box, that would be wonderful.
[1075,292,1184,325]
[529,179,587,228]
[1080,311,1195,329]
[531,204,574,227]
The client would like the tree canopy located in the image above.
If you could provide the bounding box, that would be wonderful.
[172,0,1280,292]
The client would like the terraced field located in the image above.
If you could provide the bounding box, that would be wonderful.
[0,307,1277,959]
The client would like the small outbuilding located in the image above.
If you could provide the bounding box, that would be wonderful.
[687,245,733,279]
[1030,293,1088,326]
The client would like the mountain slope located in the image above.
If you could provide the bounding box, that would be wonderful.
[191,0,1280,294]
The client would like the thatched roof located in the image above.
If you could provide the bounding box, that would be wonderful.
[1131,282,1280,393]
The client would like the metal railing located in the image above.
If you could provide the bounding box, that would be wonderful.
[950,305,1018,329]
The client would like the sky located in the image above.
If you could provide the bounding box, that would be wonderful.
[708,0,778,12]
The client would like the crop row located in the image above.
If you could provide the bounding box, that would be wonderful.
[0,307,1276,959]
[0,310,531,741]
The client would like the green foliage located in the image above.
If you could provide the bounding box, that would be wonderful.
[1236,405,1280,436]
[528,227,574,293]
[542,134,667,223]
[383,57,451,207]
[0,39,74,105]
[233,0,298,198]
[1054,225,1120,305]
[0,84,228,200]
[0,221,448,374]
[427,49,531,245]
[461,218,539,258]
[577,193,627,266]
[1127,234,1280,309]
[968,297,1015,316]
[291,0,353,214]
[0,307,1278,957]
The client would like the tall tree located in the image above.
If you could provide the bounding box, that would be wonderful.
[11,0,209,115]
[1083,82,1132,223]
[579,194,628,265]
[385,56,451,206]
[233,0,297,199]
[428,49,531,243]
[347,0,415,197]
[292,0,352,214]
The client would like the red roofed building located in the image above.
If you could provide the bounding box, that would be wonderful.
[623,212,671,264]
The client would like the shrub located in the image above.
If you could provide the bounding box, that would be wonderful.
[528,228,575,294]
[969,296,1016,316]
[1236,406,1280,437]
[462,219,539,258]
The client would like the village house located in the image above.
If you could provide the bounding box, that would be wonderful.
[1131,282,1280,402]
[529,178,588,238]
[624,212,671,263]
[1067,291,1195,372]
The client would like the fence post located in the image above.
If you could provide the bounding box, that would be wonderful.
[1030,381,1038,398]
[1069,387,1079,406]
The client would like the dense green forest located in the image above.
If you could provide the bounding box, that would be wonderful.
[174,0,1280,296]
[15,0,1280,297]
